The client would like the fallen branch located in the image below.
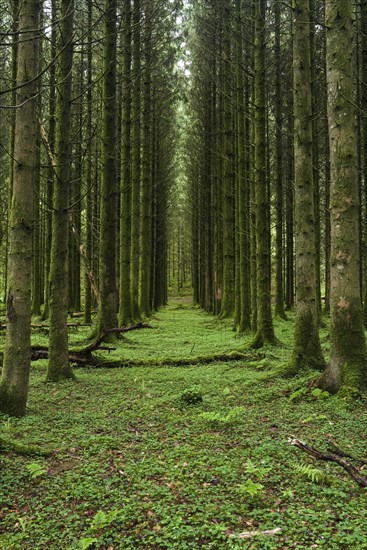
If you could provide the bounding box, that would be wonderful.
[290,438,367,487]
[30,323,153,366]
[326,436,367,466]
[231,528,282,539]
[82,323,153,354]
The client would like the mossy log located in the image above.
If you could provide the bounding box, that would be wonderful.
[80,350,263,369]
[0,435,54,456]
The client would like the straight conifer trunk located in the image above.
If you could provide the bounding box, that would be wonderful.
[131,0,142,321]
[321,0,367,392]
[220,0,235,319]
[97,0,118,334]
[251,0,276,346]
[119,0,133,326]
[139,0,153,317]
[0,0,39,415]
[288,0,324,372]
[47,0,75,381]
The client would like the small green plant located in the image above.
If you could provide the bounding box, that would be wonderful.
[180,387,203,405]
[26,462,47,479]
[78,509,123,549]
[238,479,264,498]
[1,418,13,433]
[289,387,308,402]
[301,413,328,423]
[294,463,330,485]
[90,509,122,530]
[78,537,98,550]
[310,388,330,400]
[199,406,245,426]
[244,459,270,480]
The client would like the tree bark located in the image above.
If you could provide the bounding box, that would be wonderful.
[288,0,324,372]
[96,0,118,336]
[0,0,39,415]
[47,0,75,382]
[320,0,367,393]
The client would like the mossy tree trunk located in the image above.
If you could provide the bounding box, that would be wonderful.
[251,0,276,346]
[119,0,133,326]
[288,0,324,373]
[274,0,286,320]
[235,0,251,333]
[0,0,39,416]
[41,0,56,321]
[130,0,142,322]
[321,0,367,393]
[139,0,153,318]
[84,0,93,324]
[361,0,367,326]
[4,0,19,305]
[47,0,75,382]
[96,0,118,335]
[220,0,235,319]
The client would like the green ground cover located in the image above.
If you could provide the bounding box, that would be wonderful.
[1,301,367,549]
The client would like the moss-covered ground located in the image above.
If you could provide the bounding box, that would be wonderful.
[1,300,367,549]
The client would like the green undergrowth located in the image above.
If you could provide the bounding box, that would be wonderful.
[1,302,367,548]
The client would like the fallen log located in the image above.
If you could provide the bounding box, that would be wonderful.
[0,436,54,456]
[289,438,367,488]
[79,350,262,369]
[30,323,153,366]
[0,323,91,331]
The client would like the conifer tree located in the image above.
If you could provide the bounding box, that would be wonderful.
[0,0,39,415]
[47,0,75,381]
[96,0,118,335]
[287,0,324,373]
[321,0,367,392]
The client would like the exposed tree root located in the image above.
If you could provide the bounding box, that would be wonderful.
[289,438,367,487]
[0,436,54,456]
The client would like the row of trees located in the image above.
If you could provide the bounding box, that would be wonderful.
[0,0,181,415]
[187,0,367,393]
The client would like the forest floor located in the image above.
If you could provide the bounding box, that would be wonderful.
[1,300,367,549]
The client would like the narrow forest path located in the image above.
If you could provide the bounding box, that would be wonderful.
[116,298,250,363]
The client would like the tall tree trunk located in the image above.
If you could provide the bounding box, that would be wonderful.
[139,0,152,317]
[119,0,133,326]
[0,0,39,415]
[41,0,56,321]
[236,0,251,333]
[321,0,367,393]
[251,0,276,346]
[361,0,367,325]
[47,0,75,381]
[287,0,324,373]
[4,0,19,304]
[274,0,286,320]
[84,0,93,324]
[220,0,235,319]
[97,0,118,335]
[130,0,142,321]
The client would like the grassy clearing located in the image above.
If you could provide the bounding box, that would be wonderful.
[1,301,367,549]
